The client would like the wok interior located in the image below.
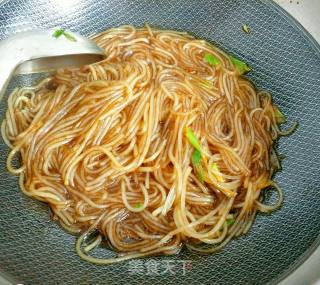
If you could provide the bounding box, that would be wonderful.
[0,0,320,284]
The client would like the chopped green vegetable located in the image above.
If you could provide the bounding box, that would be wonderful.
[52,29,77,42]
[194,163,205,183]
[52,29,64,38]
[230,55,251,74]
[185,128,204,182]
[185,128,202,153]
[63,31,77,42]
[227,218,235,226]
[192,150,205,183]
[191,149,202,165]
[242,24,250,34]
[274,106,286,124]
[212,163,224,182]
[134,202,143,209]
[204,53,221,66]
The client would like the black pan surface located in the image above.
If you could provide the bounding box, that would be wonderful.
[0,0,319,284]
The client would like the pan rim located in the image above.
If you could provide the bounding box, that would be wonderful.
[0,0,319,284]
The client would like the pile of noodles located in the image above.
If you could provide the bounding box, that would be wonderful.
[1,25,295,264]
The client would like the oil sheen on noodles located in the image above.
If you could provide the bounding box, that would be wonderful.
[1,25,294,264]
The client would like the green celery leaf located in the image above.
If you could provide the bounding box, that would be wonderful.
[230,55,251,74]
[52,29,64,38]
[185,128,202,153]
[204,53,221,66]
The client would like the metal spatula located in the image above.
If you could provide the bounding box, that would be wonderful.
[0,28,105,101]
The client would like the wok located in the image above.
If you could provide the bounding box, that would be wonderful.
[0,0,319,284]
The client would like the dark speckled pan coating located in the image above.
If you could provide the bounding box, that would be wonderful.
[0,0,319,284]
